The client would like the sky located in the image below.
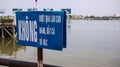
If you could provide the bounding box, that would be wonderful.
[0,0,120,16]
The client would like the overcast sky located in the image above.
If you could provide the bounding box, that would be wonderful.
[0,0,120,16]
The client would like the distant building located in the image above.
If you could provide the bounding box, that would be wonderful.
[12,8,22,14]
[28,8,38,11]
[43,8,53,11]
[61,9,71,19]
[0,9,6,16]
[61,9,71,14]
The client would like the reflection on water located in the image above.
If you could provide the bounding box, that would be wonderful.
[44,20,120,67]
[0,20,120,67]
[0,38,25,59]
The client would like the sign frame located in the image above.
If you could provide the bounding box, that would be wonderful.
[16,11,66,51]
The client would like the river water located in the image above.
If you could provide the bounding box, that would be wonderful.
[0,20,120,67]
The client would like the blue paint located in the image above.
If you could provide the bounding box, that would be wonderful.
[16,11,66,51]
[63,11,67,48]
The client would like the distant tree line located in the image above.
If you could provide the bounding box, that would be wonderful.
[0,16,14,23]
[67,15,120,20]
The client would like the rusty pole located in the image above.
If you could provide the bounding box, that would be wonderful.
[37,48,43,67]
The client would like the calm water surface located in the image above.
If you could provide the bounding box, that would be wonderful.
[0,20,120,67]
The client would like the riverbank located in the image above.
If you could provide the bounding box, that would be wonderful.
[67,15,120,20]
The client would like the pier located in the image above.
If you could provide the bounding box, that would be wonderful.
[0,17,61,67]
[0,22,16,39]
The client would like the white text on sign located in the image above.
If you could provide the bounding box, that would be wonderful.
[39,15,61,23]
[18,16,37,42]
[38,15,61,46]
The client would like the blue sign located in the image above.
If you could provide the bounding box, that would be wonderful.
[16,11,66,50]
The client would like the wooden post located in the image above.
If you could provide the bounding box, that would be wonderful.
[1,38,4,46]
[3,27,13,38]
[1,28,4,39]
[12,26,16,38]
[37,48,43,67]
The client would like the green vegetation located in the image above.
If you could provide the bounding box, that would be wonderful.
[0,16,14,23]
[67,15,120,20]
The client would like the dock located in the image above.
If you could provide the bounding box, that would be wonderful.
[0,22,16,39]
